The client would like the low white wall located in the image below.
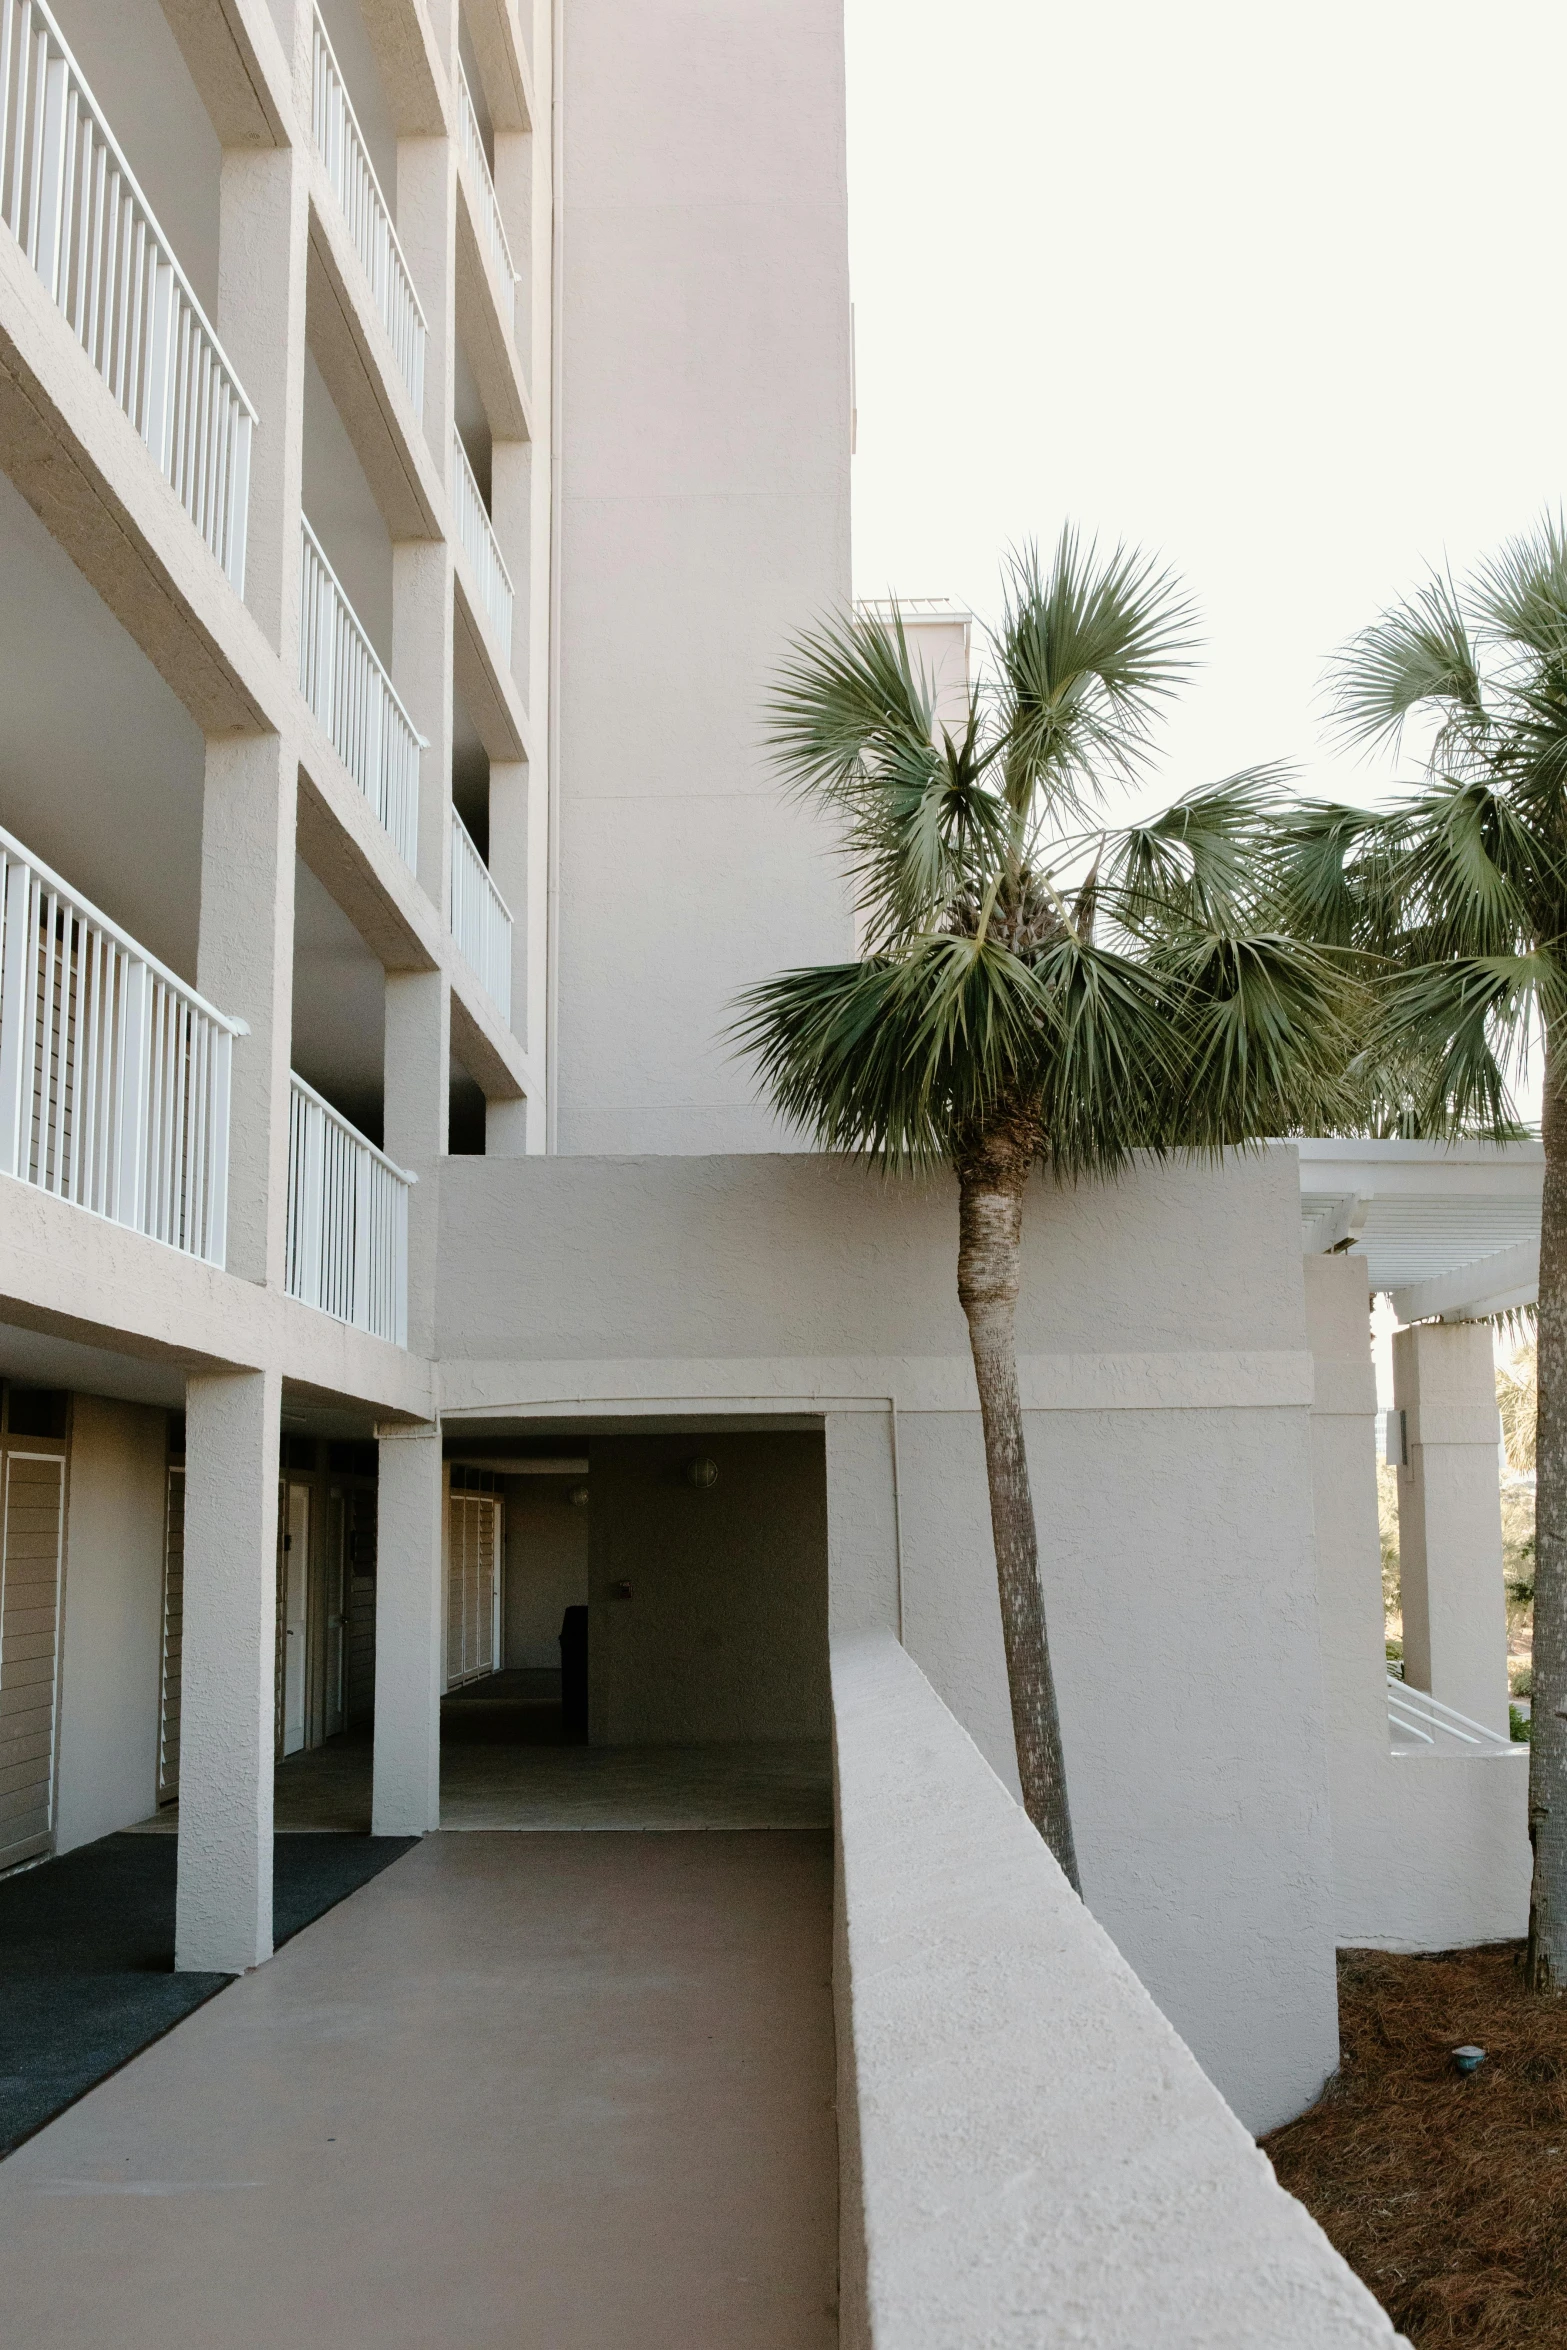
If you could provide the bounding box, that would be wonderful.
[437,1146,1342,2128]
[833,1631,1406,2350]
[1305,1255,1530,1948]
[55,1396,167,1853]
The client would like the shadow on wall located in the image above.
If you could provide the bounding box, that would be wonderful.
[587,1433,830,1746]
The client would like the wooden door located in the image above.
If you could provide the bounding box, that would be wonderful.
[323,1490,347,1739]
[446,1492,500,1688]
[345,1485,377,1726]
[157,1464,185,1805]
[279,1482,310,1757]
[0,1446,66,1870]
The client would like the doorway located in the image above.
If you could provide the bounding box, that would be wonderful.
[278,1481,310,1758]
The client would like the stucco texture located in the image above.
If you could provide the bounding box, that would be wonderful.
[437,1146,1340,2129]
[587,1432,829,1745]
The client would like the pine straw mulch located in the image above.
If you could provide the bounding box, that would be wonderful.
[1261,1943,1567,2347]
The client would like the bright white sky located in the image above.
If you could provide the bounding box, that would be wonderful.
[845,0,1567,821]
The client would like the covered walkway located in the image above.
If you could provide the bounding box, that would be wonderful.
[0,1828,838,2350]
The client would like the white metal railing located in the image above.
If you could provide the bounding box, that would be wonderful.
[449,807,512,1024]
[0,823,237,1264]
[452,427,514,658]
[456,57,517,332]
[0,0,254,588]
[285,1074,411,1346]
[311,7,426,416]
[299,517,423,867]
[1386,1673,1520,1755]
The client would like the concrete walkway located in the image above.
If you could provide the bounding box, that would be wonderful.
[0,1832,839,2349]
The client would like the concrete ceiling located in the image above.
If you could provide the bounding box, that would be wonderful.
[1299,1139,1544,1319]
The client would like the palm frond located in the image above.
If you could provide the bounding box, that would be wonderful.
[1373,951,1564,1138]
[991,529,1200,820]
[765,606,1009,944]
[1147,929,1369,1143]
[1326,572,1488,765]
[1095,766,1293,935]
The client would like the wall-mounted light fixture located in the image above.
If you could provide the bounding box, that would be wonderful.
[568,1483,590,1508]
[684,1456,719,1489]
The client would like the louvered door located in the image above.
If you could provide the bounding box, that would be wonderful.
[446,1492,499,1688]
[157,1464,185,1804]
[0,1447,66,1869]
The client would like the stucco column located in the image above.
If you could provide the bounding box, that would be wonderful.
[198,733,296,1288]
[825,1410,903,1637]
[372,1422,445,1835]
[1393,1319,1510,1733]
[384,967,449,1355]
[176,1368,281,1973]
[217,132,308,659]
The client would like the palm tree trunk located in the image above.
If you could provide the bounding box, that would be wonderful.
[955,1115,1081,1891]
[1527,1017,1567,1987]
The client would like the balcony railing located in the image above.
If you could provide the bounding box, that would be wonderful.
[285,1074,410,1347]
[455,58,517,333]
[299,516,423,868]
[0,0,254,589]
[452,428,514,659]
[311,7,426,416]
[0,822,237,1264]
[449,807,512,1025]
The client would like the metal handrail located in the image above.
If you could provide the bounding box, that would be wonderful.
[0,818,238,1264]
[311,6,426,415]
[456,56,517,331]
[451,426,514,658]
[299,515,425,868]
[1386,1673,1518,1752]
[0,0,255,587]
[449,805,512,1023]
[285,1072,413,1347]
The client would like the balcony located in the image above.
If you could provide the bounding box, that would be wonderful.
[449,807,512,1025]
[0,819,236,1266]
[299,516,423,868]
[311,6,426,418]
[451,427,514,659]
[456,58,518,336]
[285,1073,410,1347]
[0,0,254,589]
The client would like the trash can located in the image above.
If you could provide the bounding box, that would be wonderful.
[559,1605,588,1742]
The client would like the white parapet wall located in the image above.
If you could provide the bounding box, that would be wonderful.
[832,1630,1407,2350]
[1304,1253,1529,1948]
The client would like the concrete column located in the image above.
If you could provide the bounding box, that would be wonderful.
[176,1368,281,1973]
[393,129,457,905]
[824,1410,902,1638]
[491,438,531,698]
[1393,1319,1510,1733]
[198,733,296,1288]
[217,133,308,659]
[384,967,450,1352]
[372,1422,445,1834]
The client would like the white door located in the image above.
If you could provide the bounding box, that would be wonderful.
[324,1491,347,1739]
[282,1482,310,1756]
[446,1493,501,1687]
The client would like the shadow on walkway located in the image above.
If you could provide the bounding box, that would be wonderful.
[0,1833,412,2157]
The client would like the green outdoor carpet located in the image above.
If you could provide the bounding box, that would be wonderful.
[0,1831,415,2158]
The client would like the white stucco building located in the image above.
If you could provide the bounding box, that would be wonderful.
[0,0,1529,2334]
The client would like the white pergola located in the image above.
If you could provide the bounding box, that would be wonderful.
[1297,1137,1544,1321]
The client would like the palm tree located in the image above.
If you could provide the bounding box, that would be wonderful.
[733,532,1361,1886]
[1284,514,1567,1988]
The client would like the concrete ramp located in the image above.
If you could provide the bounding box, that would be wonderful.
[0,1831,838,2350]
